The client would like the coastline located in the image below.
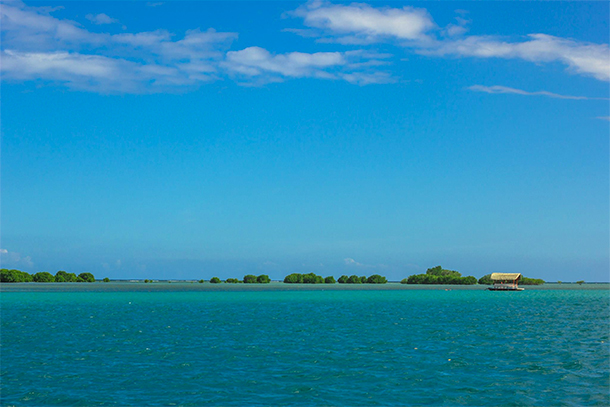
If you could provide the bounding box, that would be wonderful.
[1,281,607,292]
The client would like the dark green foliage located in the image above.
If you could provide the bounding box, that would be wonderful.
[405,266,476,285]
[284,273,303,283]
[324,276,336,284]
[400,278,408,284]
[359,276,367,284]
[243,274,257,283]
[257,274,271,284]
[144,279,150,283]
[1,269,33,282]
[347,275,362,284]
[55,270,78,282]
[521,277,545,285]
[78,272,95,282]
[478,274,493,285]
[366,274,387,284]
[337,275,349,284]
[103,277,110,282]
[576,280,585,285]
[33,272,55,282]
[283,273,324,284]
[225,278,240,284]
[479,274,544,285]
[198,279,205,283]
[302,273,324,284]
[210,277,221,283]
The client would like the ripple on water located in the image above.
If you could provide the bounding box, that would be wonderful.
[1,288,609,406]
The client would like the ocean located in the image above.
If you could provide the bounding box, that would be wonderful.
[2,284,608,406]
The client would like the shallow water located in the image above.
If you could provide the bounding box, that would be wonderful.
[2,285,609,406]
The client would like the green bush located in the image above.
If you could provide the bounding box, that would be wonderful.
[337,275,349,284]
[243,275,257,284]
[1,269,33,283]
[324,276,336,284]
[210,277,221,283]
[478,274,493,285]
[347,275,362,284]
[521,277,545,285]
[576,280,585,285]
[257,274,271,284]
[225,278,240,284]
[33,272,55,282]
[284,273,303,283]
[405,266,476,285]
[366,274,387,284]
[400,278,408,284]
[103,277,110,282]
[302,272,323,284]
[78,272,95,282]
[54,270,77,282]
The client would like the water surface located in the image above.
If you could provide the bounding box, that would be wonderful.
[2,284,608,405]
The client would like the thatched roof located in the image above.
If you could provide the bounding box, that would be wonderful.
[491,273,521,281]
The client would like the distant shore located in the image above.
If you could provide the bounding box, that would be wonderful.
[1,281,608,293]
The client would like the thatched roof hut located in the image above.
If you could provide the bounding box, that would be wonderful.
[490,273,521,282]
[489,273,523,291]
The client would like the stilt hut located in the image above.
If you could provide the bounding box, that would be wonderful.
[488,273,524,291]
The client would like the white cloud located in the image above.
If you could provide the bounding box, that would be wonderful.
[0,2,237,93]
[422,34,610,82]
[290,0,435,44]
[147,2,164,7]
[86,13,119,25]
[289,2,609,83]
[224,46,389,85]
[596,116,610,121]
[225,46,344,78]
[468,85,609,101]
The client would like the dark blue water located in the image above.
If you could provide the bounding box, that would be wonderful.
[2,285,609,405]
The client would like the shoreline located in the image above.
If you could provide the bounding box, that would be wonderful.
[1,282,607,292]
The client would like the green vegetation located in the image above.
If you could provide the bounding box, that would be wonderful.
[366,274,387,284]
[198,279,205,283]
[243,274,270,284]
[403,266,477,285]
[103,277,110,282]
[144,279,151,283]
[324,276,336,284]
[210,277,221,283]
[78,273,95,282]
[478,274,545,285]
[283,272,324,284]
[1,269,33,282]
[33,272,55,282]
[577,280,585,285]
[1,268,96,283]
[257,274,271,284]
[337,275,349,284]
[521,277,545,285]
[347,275,362,284]
[225,278,240,283]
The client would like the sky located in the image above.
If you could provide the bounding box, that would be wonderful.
[1,0,609,282]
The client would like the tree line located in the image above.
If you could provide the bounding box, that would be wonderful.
[1,266,546,285]
[1,269,95,283]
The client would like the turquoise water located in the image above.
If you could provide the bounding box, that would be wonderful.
[2,285,609,406]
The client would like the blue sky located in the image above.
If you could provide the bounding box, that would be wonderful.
[1,1,609,281]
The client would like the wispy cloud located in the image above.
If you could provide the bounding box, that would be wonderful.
[1,2,391,92]
[289,2,610,82]
[468,85,609,101]
[422,34,610,82]
[0,248,34,269]
[146,2,164,7]
[596,116,610,121]
[288,0,435,44]
[86,13,119,25]
[223,46,391,85]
